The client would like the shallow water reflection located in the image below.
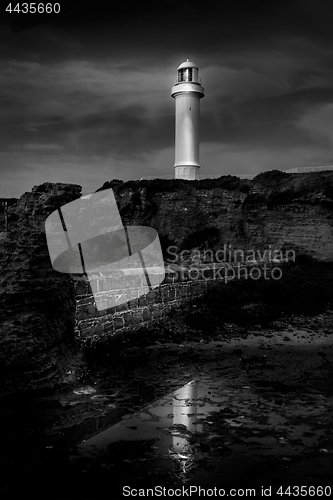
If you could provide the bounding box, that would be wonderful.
[72,379,219,474]
[70,373,332,486]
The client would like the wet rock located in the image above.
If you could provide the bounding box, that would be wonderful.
[240,355,267,365]
[199,440,210,452]
[0,182,82,398]
[254,380,294,393]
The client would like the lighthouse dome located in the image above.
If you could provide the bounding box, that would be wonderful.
[177,60,198,70]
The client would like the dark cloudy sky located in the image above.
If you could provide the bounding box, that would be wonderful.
[1,0,333,197]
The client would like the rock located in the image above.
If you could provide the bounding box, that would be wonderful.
[98,171,333,262]
[199,440,210,452]
[0,182,82,398]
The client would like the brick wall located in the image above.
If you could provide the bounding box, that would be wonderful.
[74,262,278,347]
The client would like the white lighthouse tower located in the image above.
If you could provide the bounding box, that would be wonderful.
[171,59,205,180]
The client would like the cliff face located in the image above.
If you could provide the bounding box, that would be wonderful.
[0,183,82,397]
[98,178,250,258]
[1,172,332,396]
[99,171,333,262]
[243,171,333,261]
[0,198,17,232]
[243,201,333,261]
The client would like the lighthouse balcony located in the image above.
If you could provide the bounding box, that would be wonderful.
[171,82,205,98]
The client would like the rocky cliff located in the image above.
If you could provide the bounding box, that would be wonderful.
[0,183,81,398]
[98,171,333,262]
[1,171,332,397]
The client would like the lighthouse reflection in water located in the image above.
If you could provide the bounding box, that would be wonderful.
[167,380,200,475]
[74,378,226,480]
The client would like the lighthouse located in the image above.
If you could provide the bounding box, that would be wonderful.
[171,59,205,180]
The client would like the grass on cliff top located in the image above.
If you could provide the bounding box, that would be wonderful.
[97,170,333,208]
[96,175,253,195]
[249,170,333,206]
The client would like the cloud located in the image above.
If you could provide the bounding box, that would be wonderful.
[2,0,333,197]
[24,143,63,151]
[0,152,146,197]
[0,58,176,158]
[200,142,333,176]
[296,103,333,147]
[0,59,173,120]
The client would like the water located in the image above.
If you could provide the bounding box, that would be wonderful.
[69,374,333,489]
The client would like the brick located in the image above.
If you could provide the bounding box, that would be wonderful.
[75,304,87,320]
[102,314,113,325]
[161,286,170,298]
[115,301,128,313]
[95,322,104,334]
[132,310,143,324]
[163,303,173,314]
[151,308,162,319]
[142,308,150,321]
[151,303,163,312]
[77,326,91,338]
[77,317,93,327]
[87,303,97,315]
[154,290,163,303]
[146,291,156,305]
[128,298,138,309]
[113,316,124,330]
[123,311,133,326]
[103,321,114,334]
[86,325,97,336]
[138,295,147,307]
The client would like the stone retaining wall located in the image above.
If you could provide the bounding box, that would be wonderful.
[74,262,278,346]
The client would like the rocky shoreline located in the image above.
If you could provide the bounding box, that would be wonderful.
[0,175,333,498]
[1,276,333,498]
